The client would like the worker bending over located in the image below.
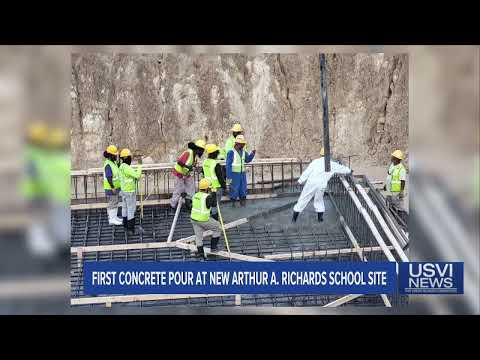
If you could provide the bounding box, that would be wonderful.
[103,145,123,225]
[171,139,206,211]
[383,150,407,210]
[219,123,248,160]
[190,178,222,260]
[226,135,256,207]
[292,147,351,223]
[119,148,142,234]
[203,144,227,219]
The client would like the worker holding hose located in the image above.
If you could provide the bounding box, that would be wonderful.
[190,178,222,260]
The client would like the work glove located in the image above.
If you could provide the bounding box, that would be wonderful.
[383,185,387,191]
[211,213,219,221]
[251,150,256,156]
[186,165,193,171]
[398,192,405,200]
[226,178,232,185]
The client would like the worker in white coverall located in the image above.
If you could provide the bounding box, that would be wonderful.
[292,148,352,223]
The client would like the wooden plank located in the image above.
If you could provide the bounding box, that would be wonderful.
[178,217,249,243]
[71,218,249,254]
[71,293,235,306]
[174,242,270,262]
[71,193,278,210]
[263,246,395,260]
[323,294,363,307]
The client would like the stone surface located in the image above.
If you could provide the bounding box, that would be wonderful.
[71,53,408,170]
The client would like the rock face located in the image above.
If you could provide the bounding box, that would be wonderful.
[71,53,408,170]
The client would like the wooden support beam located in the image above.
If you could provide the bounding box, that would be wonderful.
[174,242,271,262]
[71,293,235,306]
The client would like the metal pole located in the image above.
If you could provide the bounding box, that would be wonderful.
[167,198,183,242]
[319,53,331,172]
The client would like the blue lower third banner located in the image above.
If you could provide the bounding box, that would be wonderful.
[83,261,397,295]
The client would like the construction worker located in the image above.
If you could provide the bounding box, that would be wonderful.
[171,139,206,211]
[218,123,248,160]
[292,147,351,223]
[119,148,142,234]
[226,135,256,207]
[383,149,407,209]
[190,178,222,260]
[103,145,123,225]
[21,122,52,259]
[44,127,70,255]
[203,144,227,219]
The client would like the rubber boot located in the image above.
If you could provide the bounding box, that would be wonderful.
[127,218,135,235]
[292,211,299,223]
[210,237,220,252]
[122,217,128,230]
[196,246,207,260]
[211,212,219,221]
[231,200,237,208]
[184,198,192,211]
[317,212,324,222]
[115,207,123,223]
[240,197,246,207]
[108,209,122,225]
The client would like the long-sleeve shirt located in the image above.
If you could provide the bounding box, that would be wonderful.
[298,157,351,190]
[225,148,255,179]
[173,150,196,179]
[205,192,217,209]
[215,163,226,189]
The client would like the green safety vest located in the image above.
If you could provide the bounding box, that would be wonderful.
[389,163,405,193]
[103,159,121,190]
[219,135,248,160]
[203,158,220,189]
[46,151,71,205]
[174,149,194,176]
[119,163,142,193]
[232,149,246,173]
[20,145,48,199]
[191,192,210,222]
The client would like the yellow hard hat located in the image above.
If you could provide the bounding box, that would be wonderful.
[320,147,325,156]
[199,178,210,190]
[120,148,132,158]
[391,150,404,160]
[27,123,49,143]
[235,134,246,144]
[47,128,68,148]
[106,145,119,155]
[205,144,219,154]
[231,123,243,132]
[195,139,206,149]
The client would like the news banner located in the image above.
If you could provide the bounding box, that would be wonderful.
[83,261,464,296]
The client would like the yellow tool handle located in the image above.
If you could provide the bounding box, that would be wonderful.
[216,199,230,255]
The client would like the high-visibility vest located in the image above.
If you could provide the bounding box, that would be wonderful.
[224,135,236,156]
[232,149,246,173]
[174,149,194,176]
[389,163,405,193]
[191,192,210,222]
[203,158,220,189]
[21,145,48,199]
[46,150,71,205]
[103,159,121,190]
[119,163,142,193]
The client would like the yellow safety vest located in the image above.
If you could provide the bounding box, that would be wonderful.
[232,149,246,173]
[191,192,210,222]
[389,163,405,193]
[203,158,220,189]
[103,159,121,190]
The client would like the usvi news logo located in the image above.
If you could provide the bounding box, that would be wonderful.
[399,262,464,295]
